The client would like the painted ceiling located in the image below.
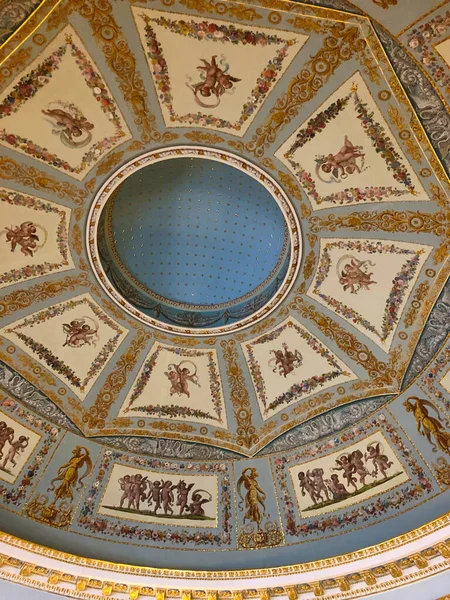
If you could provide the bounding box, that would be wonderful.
[0,0,450,584]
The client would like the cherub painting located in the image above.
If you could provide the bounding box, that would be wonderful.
[291,432,406,515]
[187,55,241,108]
[269,343,303,378]
[315,136,366,183]
[4,222,43,257]
[365,442,393,479]
[42,102,94,148]
[62,318,99,348]
[337,256,376,294]
[165,361,200,398]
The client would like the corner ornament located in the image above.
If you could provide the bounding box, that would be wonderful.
[237,467,283,549]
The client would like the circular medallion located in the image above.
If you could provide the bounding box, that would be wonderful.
[88,147,301,335]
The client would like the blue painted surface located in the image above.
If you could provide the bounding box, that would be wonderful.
[109,157,287,307]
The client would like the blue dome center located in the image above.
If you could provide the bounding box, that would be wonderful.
[107,157,288,308]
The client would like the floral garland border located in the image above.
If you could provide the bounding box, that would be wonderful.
[6,296,125,392]
[0,189,71,287]
[77,450,233,548]
[126,345,224,423]
[142,14,296,131]
[0,396,60,508]
[0,33,127,174]
[272,415,434,538]
[245,319,351,414]
[407,10,450,94]
[312,241,425,342]
[284,87,416,205]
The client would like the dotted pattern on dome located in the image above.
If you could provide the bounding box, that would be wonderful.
[108,158,288,306]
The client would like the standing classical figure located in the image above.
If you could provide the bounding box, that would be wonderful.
[237,467,267,528]
[48,446,92,506]
[404,397,450,453]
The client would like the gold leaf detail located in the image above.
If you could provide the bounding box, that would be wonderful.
[0,157,87,204]
[404,281,430,328]
[0,273,89,317]
[179,0,262,20]
[0,47,32,86]
[221,339,257,448]
[289,298,397,388]
[184,132,225,144]
[240,23,366,157]
[63,0,177,144]
[96,151,124,176]
[86,329,152,428]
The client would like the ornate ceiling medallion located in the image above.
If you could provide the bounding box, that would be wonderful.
[88,146,301,335]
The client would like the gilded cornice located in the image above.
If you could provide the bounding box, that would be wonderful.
[0,516,450,597]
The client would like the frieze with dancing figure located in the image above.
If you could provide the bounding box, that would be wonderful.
[99,464,217,526]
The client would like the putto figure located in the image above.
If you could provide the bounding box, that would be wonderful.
[62,318,99,348]
[1,435,28,470]
[165,361,200,398]
[108,474,212,520]
[316,136,365,182]
[269,343,303,378]
[42,102,94,148]
[4,222,40,257]
[188,55,241,108]
[296,438,399,512]
[365,443,393,479]
[337,256,376,294]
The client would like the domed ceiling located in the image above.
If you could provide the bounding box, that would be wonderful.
[0,0,449,591]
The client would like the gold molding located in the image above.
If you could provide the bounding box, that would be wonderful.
[0,512,449,580]
[0,521,449,597]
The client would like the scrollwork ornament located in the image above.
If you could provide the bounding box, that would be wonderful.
[289,297,399,388]
[0,273,89,317]
[50,0,177,145]
[240,23,367,157]
[221,339,257,449]
[0,157,87,204]
[86,329,152,429]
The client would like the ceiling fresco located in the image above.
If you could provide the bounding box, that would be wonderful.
[0,0,449,584]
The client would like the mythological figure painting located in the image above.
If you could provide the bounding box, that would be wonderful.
[2,221,45,257]
[0,410,41,484]
[100,464,218,527]
[62,318,99,348]
[236,466,283,549]
[289,432,408,516]
[309,238,432,349]
[276,72,427,207]
[0,27,131,179]
[1,294,128,399]
[243,318,355,419]
[121,344,226,428]
[165,360,200,398]
[0,189,73,290]
[315,135,366,183]
[187,55,241,108]
[42,103,94,148]
[338,256,376,294]
[135,8,307,134]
